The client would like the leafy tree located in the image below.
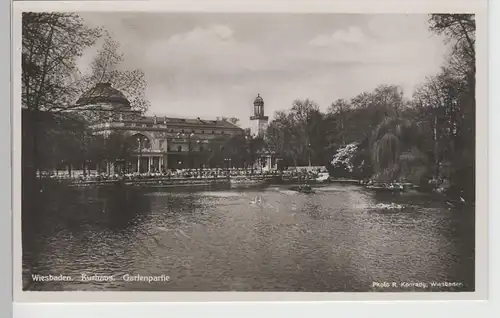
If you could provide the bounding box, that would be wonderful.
[266,99,327,167]
[326,99,351,148]
[330,143,360,177]
[87,132,136,174]
[412,68,466,175]
[206,133,249,168]
[426,14,476,198]
[266,111,297,166]
[369,116,427,183]
[22,13,102,112]
[23,14,151,182]
[22,13,101,185]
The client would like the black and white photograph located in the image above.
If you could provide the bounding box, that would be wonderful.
[18,7,478,294]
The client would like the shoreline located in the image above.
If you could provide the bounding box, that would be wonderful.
[37,176,473,206]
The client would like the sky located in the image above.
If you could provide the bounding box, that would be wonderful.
[77,12,449,128]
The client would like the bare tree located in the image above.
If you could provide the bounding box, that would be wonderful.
[429,14,475,76]
[73,37,150,125]
[221,117,240,126]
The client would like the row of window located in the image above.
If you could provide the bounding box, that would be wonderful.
[138,138,236,153]
[166,145,236,153]
[145,139,235,153]
[128,123,229,135]
[167,145,206,152]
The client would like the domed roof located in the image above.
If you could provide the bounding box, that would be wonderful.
[76,82,130,108]
[253,93,264,106]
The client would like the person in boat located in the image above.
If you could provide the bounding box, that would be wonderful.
[302,184,312,191]
[387,180,403,191]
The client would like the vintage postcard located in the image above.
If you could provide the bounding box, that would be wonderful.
[12,0,488,302]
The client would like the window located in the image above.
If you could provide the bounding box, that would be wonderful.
[212,131,215,134]
[192,129,195,133]
[159,140,164,149]
[177,145,182,152]
[201,130,205,134]
[170,129,173,132]
[167,145,171,152]
[221,131,225,135]
[131,123,136,127]
[181,129,185,133]
[199,145,204,152]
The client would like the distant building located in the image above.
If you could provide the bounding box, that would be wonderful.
[30,84,282,174]
[74,83,243,172]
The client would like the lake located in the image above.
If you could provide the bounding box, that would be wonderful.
[22,182,475,292]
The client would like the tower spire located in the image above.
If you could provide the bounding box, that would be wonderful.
[250,93,269,137]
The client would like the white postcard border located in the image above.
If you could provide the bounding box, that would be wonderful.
[10,0,490,306]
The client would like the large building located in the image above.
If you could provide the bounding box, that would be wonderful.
[74,83,277,173]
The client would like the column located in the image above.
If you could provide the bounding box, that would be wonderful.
[137,156,140,173]
[153,157,159,172]
[148,156,152,173]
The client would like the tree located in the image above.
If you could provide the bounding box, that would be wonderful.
[290,99,319,165]
[221,117,240,126]
[330,142,360,177]
[429,14,475,79]
[412,68,465,175]
[22,13,101,189]
[266,111,297,166]
[266,99,327,166]
[75,37,150,124]
[22,13,102,112]
[22,109,86,175]
[327,85,407,149]
[206,132,258,168]
[87,132,136,174]
[369,116,427,183]
[427,14,476,199]
[23,13,151,183]
[326,99,351,147]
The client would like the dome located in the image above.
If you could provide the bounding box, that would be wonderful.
[253,93,264,106]
[76,82,130,108]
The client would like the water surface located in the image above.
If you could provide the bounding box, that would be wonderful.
[22,183,475,292]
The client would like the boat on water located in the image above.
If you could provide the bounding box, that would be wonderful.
[289,184,316,194]
[229,176,267,187]
[365,183,405,193]
[315,172,330,183]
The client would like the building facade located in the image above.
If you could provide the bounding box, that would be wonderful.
[93,115,244,172]
[73,83,273,173]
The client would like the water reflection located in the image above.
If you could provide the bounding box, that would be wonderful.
[22,183,474,292]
